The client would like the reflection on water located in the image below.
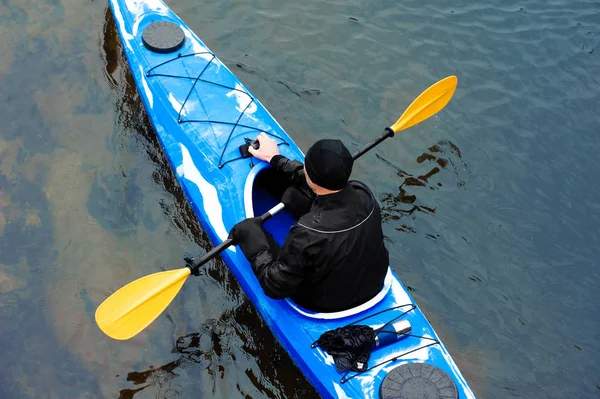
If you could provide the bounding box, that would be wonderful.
[119,360,182,399]
[0,2,101,392]
[380,140,472,237]
[118,300,318,398]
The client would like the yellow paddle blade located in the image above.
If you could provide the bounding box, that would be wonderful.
[391,75,458,133]
[95,267,191,340]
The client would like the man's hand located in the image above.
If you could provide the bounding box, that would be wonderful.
[229,217,270,260]
[249,132,280,163]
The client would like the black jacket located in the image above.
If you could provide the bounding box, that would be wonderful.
[249,155,389,312]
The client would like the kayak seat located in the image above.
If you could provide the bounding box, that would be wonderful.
[285,267,393,320]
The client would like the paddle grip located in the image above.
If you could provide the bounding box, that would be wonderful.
[186,203,285,275]
[261,202,285,222]
[351,127,395,160]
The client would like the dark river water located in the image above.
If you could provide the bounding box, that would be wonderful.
[1,0,599,398]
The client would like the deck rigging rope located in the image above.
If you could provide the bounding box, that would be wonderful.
[145,51,289,168]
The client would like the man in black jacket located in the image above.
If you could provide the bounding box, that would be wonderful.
[229,133,389,312]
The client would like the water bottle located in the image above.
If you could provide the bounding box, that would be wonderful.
[373,319,412,348]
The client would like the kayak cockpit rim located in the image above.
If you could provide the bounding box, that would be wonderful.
[243,160,270,218]
[285,267,393,319]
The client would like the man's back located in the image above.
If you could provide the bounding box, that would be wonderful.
[282,181,389,312]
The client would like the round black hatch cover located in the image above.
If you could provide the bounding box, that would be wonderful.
[380,363,458,399]
[142,21,185,53]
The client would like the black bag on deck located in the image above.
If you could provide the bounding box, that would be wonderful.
[316,325,376,372]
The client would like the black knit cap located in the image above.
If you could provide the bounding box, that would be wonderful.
[304,139,354,190]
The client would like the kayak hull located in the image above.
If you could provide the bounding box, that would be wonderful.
[107,1,476,397]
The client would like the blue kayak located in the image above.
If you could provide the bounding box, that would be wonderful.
[107,0,476,397]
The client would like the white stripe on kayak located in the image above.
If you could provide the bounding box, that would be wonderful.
[111,1,134,48]
[177,143,235,252]
[125,0,168,21]
[227,83,257,115]
[333,383,351,399]
[168,93,184,117]
[139,65,153,108]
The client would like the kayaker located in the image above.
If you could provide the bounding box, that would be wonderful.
[229,133,389,312]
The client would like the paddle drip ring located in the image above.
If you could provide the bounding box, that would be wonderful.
[142,21,185,53]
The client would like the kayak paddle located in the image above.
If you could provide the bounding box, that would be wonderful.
[95,75,458,340]
[95,203,285,340]
[352,75,458,160]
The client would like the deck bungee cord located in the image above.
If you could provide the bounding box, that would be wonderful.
[145,51,289,168]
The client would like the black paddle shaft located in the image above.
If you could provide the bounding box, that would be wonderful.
[351,127,395,160]
[186,203,285,275]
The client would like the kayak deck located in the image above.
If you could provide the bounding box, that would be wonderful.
[107,0,476,397]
